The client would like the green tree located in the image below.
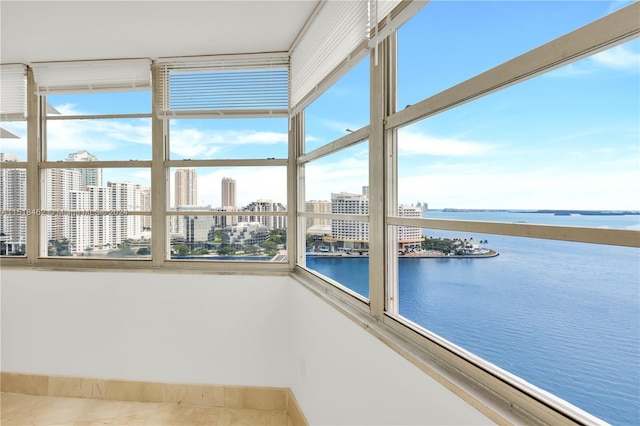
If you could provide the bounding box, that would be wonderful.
[217,246,236,256]
[136,247,150,256]
[174,244,190,256]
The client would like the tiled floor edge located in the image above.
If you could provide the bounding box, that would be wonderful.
[286,388,309,426]
[0,371,302,416]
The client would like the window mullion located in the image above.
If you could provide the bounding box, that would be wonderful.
[151,69,167,266]
[26,68,39,263]
[369,38,389,320]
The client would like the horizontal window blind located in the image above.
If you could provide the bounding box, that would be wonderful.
[31,59,151,94]
[290,1,369,111]
[290,0,404,114]
[0,64,27,120]
[155,54,289,118]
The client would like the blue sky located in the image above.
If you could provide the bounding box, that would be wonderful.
[1,0,638,210]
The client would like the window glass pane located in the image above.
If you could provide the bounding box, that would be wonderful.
[47,91,151,115]
[396,41,640,226]
[398,0,627,108]
[0,151,27,255]
[0,215,26,256]
[168,166,286,209]
[304,57,369,152]
[303,142,369,213]
[388,225,639,425]
[168,118,288,160]
[45,214,151,258]
[168,166,287,262]
[46,118,151,161]
[305,219,370,300]
[43,168,150,212]
[42,167,150,257]
[0,121,27,160]
[169,215,286,262]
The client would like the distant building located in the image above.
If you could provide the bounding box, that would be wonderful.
[328,186,422,252]
[221,177,238,227]
[173,168,198,235]
[306,200,332,228]
[239,199,287,230]
[175,168,198,207]
[221,177,236,208]
[223,221,270,248]
[330,189,370,251]
[45,168,82,242]
[397,204,422,252]
[139,185,151,230]
[66,150,102,188]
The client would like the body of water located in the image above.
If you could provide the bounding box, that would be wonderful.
[306,211,640,425]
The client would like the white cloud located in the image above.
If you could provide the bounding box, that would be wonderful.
[397,130,495,156]
[591,44,640,70]
[169,127,287,158]
[397,163,640,210]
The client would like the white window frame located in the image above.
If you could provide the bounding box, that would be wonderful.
[293,2,639,424]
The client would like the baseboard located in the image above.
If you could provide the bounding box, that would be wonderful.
[1,372,308,425]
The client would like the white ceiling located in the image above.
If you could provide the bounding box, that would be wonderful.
[0,0,320,64]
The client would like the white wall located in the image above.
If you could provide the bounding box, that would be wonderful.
[288,283,493,425]
[0,269,290,387]
[1,269,491,425]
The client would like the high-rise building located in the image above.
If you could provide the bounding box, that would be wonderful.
[174,168,198,236]
[221,177,236,208]
[175,168,197,207]
[66,150,102,189]
[45,168,82,242]
[330,186,421,252]
[108,181,143,247]
[221,177,238,227]
[0,153,27,254]
[330,190,370,250]
[139,185,151,230]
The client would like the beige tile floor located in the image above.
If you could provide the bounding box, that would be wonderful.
[1,392,291,425]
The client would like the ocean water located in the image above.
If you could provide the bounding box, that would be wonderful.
[306,211,640,425]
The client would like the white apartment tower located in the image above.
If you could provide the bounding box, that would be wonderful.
[397,204,423,251]
[0,153,27,254]
[331,186,422,251]
[139,185,151,230]
[108,181,143,246]
[45,168,82,242]
[331,189,370,247]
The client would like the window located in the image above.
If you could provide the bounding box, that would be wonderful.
[297,55,371,301]
[160,55,290,264]
[1,2,638,424]
[383,5,639,425]
[1,64,27,256]
[292,2,639,425]
[37,60,153,259]
[167,166,287,261]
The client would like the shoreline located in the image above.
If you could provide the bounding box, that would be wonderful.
[307,250,499,259]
